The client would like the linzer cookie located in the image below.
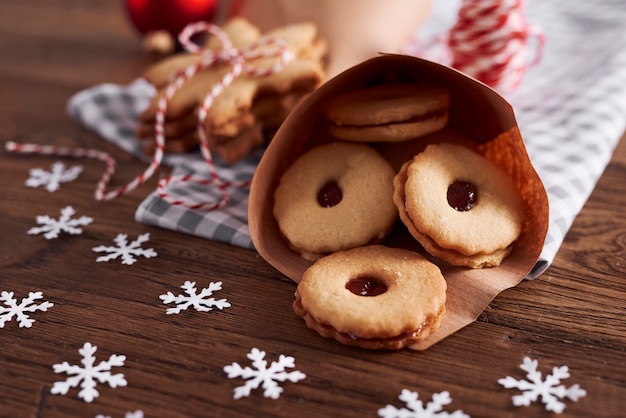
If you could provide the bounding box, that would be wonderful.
[393,142,525,268]
[273,142,397,261]
[293,245,447,350]
[323,83,451,142]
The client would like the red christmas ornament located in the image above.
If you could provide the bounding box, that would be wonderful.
[125,0,219,37]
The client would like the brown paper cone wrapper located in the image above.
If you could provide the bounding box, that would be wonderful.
[248,54,549,350]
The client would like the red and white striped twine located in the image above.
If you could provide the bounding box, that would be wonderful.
[5,21,293,210]
[447,0,545,93]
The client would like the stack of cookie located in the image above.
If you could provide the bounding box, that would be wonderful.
[136,17,327,164]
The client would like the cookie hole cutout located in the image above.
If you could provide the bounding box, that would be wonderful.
[447,181,477,211]
[317,180,343,208]
[346,275,388,297]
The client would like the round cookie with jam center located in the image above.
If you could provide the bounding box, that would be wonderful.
[394,142,525,268]
[323,83,451,142]
[293,245,447,350]
[273,141,397,261]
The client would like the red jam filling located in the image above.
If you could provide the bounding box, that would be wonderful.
[447,181,477,211]
[346,276,388,297]
[317,180,342,207]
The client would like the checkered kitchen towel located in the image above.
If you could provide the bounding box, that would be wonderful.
[67,0,626,278]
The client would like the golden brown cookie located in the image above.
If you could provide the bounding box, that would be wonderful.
[211,122,264,164]
[141,53,204,89]
[293,245,447,350]
[136,110,199,140]
[140,131,199,156]
[273,142,397,261]
[252,89,310,128]
[263,22,322,58]
[393,142,525,268]
[205,17,262,51]
[323,83,450,142]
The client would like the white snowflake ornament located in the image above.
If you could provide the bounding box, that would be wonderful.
[93,233,157,265]
[378,389,470,418]
[498,356,587,414]
[224,347,306,400]
[51,342,127,403]
[160,281,231,314]
[28,206,93,239]
[0,291,54,328]
[26,161,83,192]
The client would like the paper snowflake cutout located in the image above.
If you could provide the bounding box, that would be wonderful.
[93,233,157,265]
[224,347,306,400]
[0,291,54,328]
[95,410,143,418]
[378,389,470,418]
[160,281,231,315]
[51,342,127,403]
[26,161,83,192]
[28,206,93,239]
[498,356,586,413]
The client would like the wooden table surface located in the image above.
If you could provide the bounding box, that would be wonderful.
[1,1,625,417]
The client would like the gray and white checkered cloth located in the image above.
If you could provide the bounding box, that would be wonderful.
[67,0,626,278]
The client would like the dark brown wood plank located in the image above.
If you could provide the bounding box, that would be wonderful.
[0,1,625,417]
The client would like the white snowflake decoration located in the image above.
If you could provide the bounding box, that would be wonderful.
[498,356,586,414]
[51,342,127,403]
[26,161,83,192]
[28,206,93,239]
[93,233,157,265]
[224,347,306,400]
[378,389,470,418]
[0,291,54,328]
[95,410,143,418]
[160,281,231,315]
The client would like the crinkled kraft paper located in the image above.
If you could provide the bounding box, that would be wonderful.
[249,55,549,350]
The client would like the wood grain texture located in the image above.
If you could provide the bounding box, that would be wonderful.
[1,1,625,417]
